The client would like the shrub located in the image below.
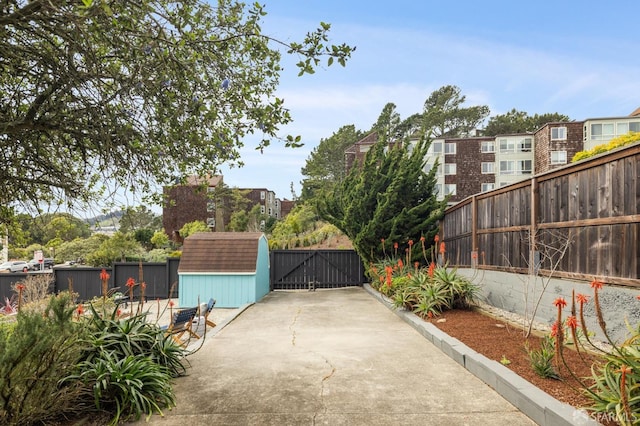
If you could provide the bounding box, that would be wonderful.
[12,274,53,305]
[572,131,640,162]
[0,292,86,425]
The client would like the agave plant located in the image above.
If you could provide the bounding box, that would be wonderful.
[431,266,479,308]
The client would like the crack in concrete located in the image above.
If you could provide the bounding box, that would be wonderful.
[289,307,301,346]
[312,357,336,425]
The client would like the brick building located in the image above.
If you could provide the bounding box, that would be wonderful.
[346,111,640,205]
[163,176,288,240]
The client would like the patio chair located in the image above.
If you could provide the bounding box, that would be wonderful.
[161,306,199,346]
[193,298,216,338]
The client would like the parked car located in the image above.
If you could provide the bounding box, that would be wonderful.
[0,260,30,273]
[27,258,54,270]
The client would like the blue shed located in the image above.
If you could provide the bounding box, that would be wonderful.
[178,232,270,308]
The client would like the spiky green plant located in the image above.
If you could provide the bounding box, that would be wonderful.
[525,335,559,379]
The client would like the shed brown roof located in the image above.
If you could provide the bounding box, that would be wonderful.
[178,232,264,273]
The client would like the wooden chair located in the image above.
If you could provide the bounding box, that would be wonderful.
[161,306,199,346]
[193,298,216,338]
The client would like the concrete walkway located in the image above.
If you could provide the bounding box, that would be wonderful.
[135,287,534,425]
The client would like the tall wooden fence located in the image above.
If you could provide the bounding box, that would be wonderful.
[441,143,640,287]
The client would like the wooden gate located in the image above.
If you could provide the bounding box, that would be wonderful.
[270,250,365,290]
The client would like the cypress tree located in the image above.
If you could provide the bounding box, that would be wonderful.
[317,134,447,264]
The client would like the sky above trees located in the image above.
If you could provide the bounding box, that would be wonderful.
[217,0,640,200]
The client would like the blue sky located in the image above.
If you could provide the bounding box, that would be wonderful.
[216,0,640,201]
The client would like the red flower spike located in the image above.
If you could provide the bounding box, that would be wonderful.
[439,241,446,254]
[420,236,425,242]
[99,268,110,282]
[576,293,589,305]
[393,242,398,249]
[550,321,559,337]
[566,315,578,329]
[434,235,439,243]
[16,283,25,291]
[553,297,567,308]
[408,240,414,247]
[590,279,604,290]
[636,295,640,301]
[77,304,84,315]
[169,300,175,307]
[126,277,136,288]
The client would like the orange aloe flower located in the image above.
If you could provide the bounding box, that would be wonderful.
[566,315,578,330]
[439,241,446,254]
[590,279,604,290]
[553,297,567,308]
[428,262,435,277]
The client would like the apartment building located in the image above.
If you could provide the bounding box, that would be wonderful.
[162,176,285,240]
[162,174,226,239]
[346,111,640,205]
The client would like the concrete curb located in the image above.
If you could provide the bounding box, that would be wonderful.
[363,284,599,426]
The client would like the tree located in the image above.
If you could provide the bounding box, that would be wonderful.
[41,214,91,244]
[483,109,570,136]
[370,103,401,140]
[316,135,447,264]
[86,232,145,266]
[118,206,158,233]
[0,0,354,223]
[422,85,489,137]
[150,230,170,249]
[179,220,209,239]
[300,125,363,200]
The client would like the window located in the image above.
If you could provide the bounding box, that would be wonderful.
[434,184,443,195]
[260,205,265,214]
[260,191,265,200]
[631,122,640,132]
[499,139,515,153]
[519,160,532,174]
[500,160,531,175]
[481,141,495,153]
[481,162,494,174]
[206,201,215,212]
[481,183,495,192]
[617,123,629,135]
[444,184,457,196]
[431,142,443,154]
[500,182,509,187]
[550,150,567,165]
[359,144,371,153]
[445,143,456,154]
[518,138,532,152]
[423,163,432,173]
[206,218,215,228]
[500,161,514,174]
[591,123,615,140]
[444,164,456,175]
[551,127,567,141]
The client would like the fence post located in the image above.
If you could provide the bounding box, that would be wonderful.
[471,195,478,268]
[529,177,539,274]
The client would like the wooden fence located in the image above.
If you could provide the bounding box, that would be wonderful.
[0,258,181,304]
[441,143,640,288]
